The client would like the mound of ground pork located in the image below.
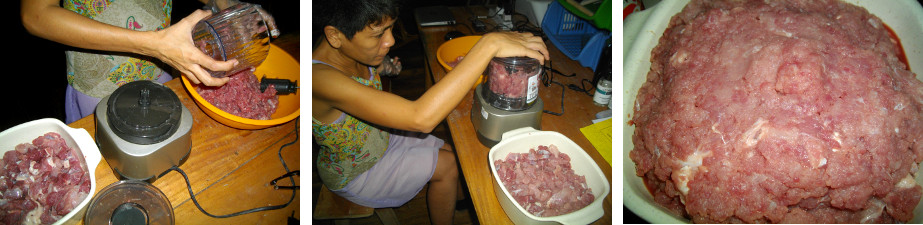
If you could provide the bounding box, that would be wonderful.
[630,0,923,223]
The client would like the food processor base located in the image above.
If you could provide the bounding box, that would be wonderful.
[471,84,543,147]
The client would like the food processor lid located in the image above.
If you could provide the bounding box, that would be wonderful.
[107,81,182,145]
[492,56,539,64]
[85,180,174,225]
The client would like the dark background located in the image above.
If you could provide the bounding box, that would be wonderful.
[3,0,299,131]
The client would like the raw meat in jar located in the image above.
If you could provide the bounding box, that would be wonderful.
[0,132,91,225]
[494,144,594,217]
[630,0,923,223]
[196,68,279,120]
[487,59,540,99]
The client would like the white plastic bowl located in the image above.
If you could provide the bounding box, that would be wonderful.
[0,118,102,225]
[488,127,610,225]
[623,0,923,223]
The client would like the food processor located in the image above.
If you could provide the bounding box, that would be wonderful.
[95,80,193,181]
[471,57,544,147]
[92,80,190,223]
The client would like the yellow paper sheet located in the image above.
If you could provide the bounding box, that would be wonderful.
[580,118,612,166]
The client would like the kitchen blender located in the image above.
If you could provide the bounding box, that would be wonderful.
[471,57,544,147]
[95,80,193,181]
[91,80,189,223]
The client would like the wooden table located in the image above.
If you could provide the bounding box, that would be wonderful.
[69,34,300,224]
[416,6,612,225]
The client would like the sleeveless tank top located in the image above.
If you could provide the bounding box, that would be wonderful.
[64,0,170,98]
[312,60,390,190]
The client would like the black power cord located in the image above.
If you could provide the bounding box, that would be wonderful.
[542,78,567,116]
[547,67,594,96]
[169,118,300,218]
[540,60,572,116]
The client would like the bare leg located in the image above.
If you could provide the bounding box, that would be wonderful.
[428,144,459,225]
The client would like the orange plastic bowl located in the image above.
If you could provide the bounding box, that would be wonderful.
[436,35,484,89]
[182,43,300,129]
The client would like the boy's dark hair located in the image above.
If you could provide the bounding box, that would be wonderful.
[314,0,400,40]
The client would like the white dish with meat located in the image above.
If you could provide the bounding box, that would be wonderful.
[0,119,102,225]
[489,127,610,224]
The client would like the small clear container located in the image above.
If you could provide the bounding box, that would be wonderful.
[192,3,279,78]
[483,57,543,111]
[85,180,174,225]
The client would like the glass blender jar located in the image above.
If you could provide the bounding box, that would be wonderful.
[192,2,279,78]
[482,57,543,111]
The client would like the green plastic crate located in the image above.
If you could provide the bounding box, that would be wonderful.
[556,0,611,30]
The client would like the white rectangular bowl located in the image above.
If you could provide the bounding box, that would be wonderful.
[489,127,610,225]
[623,0,923,223]
[0,118,102,225]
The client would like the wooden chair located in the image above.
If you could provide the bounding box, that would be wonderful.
[314,184,400,225]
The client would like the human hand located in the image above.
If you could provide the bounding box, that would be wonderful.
[480,32,550,64]
[377,56,402,77]
[205,0,280,38]
[152,10,235,86]
[254,4,280,38]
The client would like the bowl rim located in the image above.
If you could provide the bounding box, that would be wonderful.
[436,35,483,71]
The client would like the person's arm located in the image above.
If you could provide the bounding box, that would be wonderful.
[314,32,549,133]
[21,0,234,86]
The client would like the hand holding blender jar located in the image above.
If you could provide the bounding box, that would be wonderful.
[193,0,280,78]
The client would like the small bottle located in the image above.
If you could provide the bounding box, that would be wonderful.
[593,39,613,108]
[593,75,612,107]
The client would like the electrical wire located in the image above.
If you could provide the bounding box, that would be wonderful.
[465,4,523,33]
[545,63,594,96]
[543,78,567,116]
[169,118,300,218]
[571,79,596,96]
[510,13,543,36]
[539,57,601,115]
[540,60,567,116]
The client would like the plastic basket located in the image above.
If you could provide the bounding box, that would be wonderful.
[557,0,612,30]
[542,0,611,72]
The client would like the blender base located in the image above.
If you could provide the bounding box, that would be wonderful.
[110,146,191,182]
[471,84,543,147]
